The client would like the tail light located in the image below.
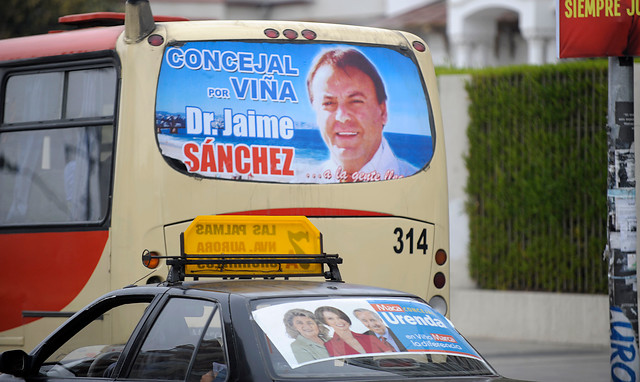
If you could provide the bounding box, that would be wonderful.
[433,272,446,289]
[435,249,447,265]
[264,27,317,40]
[142,250,161,269]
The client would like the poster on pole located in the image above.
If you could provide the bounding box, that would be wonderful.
[557,0,640,58]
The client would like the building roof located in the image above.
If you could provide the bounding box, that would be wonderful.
[373,0,446,29]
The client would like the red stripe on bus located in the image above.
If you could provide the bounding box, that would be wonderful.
[223,208,393,217]
[0,230,108,332]
[58,12,188,25]
[0,26,123,61]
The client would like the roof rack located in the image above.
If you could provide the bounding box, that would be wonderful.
[153,251,343,283]
[142,215,344,284]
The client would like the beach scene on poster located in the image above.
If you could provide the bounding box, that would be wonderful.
[155,41,433,183]
[251,298,481,368]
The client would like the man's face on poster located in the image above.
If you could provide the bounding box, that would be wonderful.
[310,64,387,173]
[355,310,386,336]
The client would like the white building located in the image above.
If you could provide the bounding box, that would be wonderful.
[151,0,557,68]
[376,0,557,67]
[447,0,556,67]
[151,0,389,27]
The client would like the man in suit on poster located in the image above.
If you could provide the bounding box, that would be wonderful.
[354,308,407,352]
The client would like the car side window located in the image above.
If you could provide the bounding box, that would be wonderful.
[40,301,150,378]
[188,307,227,382]
[128,298,226,381]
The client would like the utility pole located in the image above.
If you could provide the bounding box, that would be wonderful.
[607,56,638,382]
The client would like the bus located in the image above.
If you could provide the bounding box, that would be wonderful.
[0,0,449,353]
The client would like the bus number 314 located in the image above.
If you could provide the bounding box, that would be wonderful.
[393,228,428,254]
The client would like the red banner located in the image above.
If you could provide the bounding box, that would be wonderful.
[557,0,640,58]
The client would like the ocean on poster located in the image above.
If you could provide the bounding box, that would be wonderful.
[157,129,432,170]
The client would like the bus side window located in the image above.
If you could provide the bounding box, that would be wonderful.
[0,67,116,226]
[3,72,64,124]
[66,68,116,119]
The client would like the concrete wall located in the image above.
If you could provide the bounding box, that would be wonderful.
[438,74,610,346]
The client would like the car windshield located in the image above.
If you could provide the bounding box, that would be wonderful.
[251,296,494,379]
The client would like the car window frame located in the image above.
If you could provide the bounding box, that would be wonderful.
[27,289,166,379]
[115,291,229,382]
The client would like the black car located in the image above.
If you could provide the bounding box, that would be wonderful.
[1,216,526,381]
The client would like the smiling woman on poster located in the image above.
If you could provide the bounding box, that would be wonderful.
[314,306,394,356]
[305,48,418,183]
[283,309,331,363]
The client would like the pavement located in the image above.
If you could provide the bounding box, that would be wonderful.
[468,337,610,382]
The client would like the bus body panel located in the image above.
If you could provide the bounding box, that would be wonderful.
[0,231,110,350]
[0,230,109,332]
[0,27,123,61]
[163,211,447,300]
[0,26,122,351]
[0,17,449,352]
[111,19,449,301]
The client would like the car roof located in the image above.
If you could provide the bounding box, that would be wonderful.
[173,279,418,300]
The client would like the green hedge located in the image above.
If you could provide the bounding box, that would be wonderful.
[463,61,608,294]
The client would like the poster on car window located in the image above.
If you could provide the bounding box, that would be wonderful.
[251,298,481,368]
[155,41,434,183]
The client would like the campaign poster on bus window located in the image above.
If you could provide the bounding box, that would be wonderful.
[251,298,481,368]
[155,41,434,183]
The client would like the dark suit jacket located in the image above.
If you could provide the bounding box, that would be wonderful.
[364,328,407,352]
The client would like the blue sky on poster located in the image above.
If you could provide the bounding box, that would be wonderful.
[156,41,432,137]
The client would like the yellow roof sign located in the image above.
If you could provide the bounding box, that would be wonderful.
[182,215,323,277]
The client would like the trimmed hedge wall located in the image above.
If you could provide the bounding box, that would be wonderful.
[464,61,609,294]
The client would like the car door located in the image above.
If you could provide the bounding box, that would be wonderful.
[19,290,161,382]
[116,295,229,382]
